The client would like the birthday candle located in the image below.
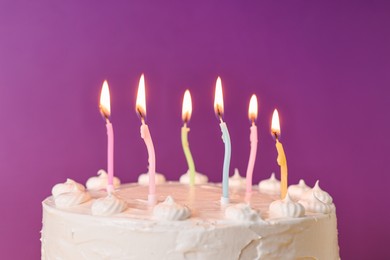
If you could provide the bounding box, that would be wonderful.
[245,94,258,194]
[136,74,156,204]
[99,81,114,194]
[271,109,288,199]
[214,77,231,205]
[181,90,196,185]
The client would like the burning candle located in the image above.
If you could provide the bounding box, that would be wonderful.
[245,94,258,194]
[181,90,196,186]
[136,74,156,204]
[271,109,288,199]
[99,80,114,194]
[214,77,231,205]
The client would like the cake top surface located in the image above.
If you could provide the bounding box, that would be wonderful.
[43,181,330,224]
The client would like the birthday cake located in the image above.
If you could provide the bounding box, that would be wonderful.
[41,172,339,260]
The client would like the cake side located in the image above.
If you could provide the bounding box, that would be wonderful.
[41,182,339,260]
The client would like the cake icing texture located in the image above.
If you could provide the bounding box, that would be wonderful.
[86,169,121,190]
[258,173,280,195]
[228,168,246,188]
[153,196,191,221]
[225,203,262,222]
[41,180,339,259]
[269,193,305,218]
[299,180,335,214]
[179,170,208,184]
[51,179,91,208]
[138,172,166,185]
[287,179,310,201]
[91,193,127,216]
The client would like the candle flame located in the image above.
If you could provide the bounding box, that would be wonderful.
[271,109,281,138]
[136,74,146,119]
[248,94,258,122]
[99,80,111,118]
[214,77,224,118]
[182,89,192,122]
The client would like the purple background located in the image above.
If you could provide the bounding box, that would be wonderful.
[0,0,389,259]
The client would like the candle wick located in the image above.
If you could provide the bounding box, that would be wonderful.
[137,107,146,124]
[218,109,223,123]
[105,117,110,124]
[273,132,279,141]
[99,106,110,121]
[251,119,255,126]
[183,121,187,128]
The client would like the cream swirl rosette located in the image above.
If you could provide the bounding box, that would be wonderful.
[51,179,91,208]
[153,196,191,221]
[179,170,208,184]
[298,181,335,214]
[228,168,245,188]
[269,193,305,218]
[91,193,127,216]
[288,179,310,201]
[225,203,262,222]
[138,172,166,185]
[258,173,280,195]
[86,169,121,190]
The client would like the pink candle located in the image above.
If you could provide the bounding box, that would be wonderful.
[136,74,156,204]
[106,121,114,192]
[245,94,258,194]
[99,80,114,194]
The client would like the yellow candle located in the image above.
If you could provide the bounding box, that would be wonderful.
[181,90,196,185]
[271,109,288,199]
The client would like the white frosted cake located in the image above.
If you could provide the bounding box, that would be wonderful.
[41,173,339,259]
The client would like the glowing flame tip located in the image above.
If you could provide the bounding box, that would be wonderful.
[136,74,146,118]
[248,94,258,121]
[99,80,111,118]
[214,77,224,118]
[182,89,192,122]
[271,109,281,138]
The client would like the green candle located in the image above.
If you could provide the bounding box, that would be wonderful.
[181,90,196,185]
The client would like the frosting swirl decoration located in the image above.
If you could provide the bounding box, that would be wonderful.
[86,169,121,190]
[153,196,191,221]
[179,170,208,184]
[51,179,91,208]
[91,194,127,216]
[269,193,305,218]
[228,168,245,188]
[225,203,262,222]
[288,179,310,201]
[258,173,280,195]
[52,179,85,197]
[138,172,166,185]
[298,181,335,214]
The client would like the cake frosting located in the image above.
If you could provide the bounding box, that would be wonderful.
[299,180,335,214]
[258,173,281,195]
[51,179,91,208]
[153,196,191,221]
[86,169,121,190]
[269,193,305,218]
[91,193,127,216]
[287,179,310,201]
[138,172,166,185]
[51,178,85,196]
[179,170,208,184]
[41,181,339,259]
[228,168,246,188]
[225,203,262,222]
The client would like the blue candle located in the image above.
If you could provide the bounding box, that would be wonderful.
[214,77,231,204]
[220,121,231,203]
